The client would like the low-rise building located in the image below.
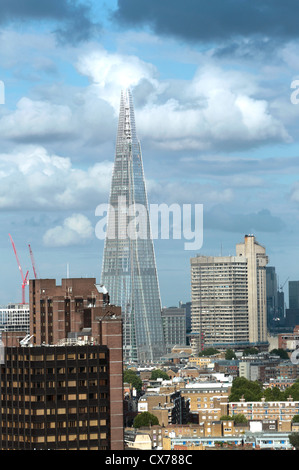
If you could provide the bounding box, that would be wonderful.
[180,382,231,421]
[137,390,189,426]
[226,396,299,430]
[188,356,214,368]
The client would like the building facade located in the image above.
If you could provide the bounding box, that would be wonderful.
[0,344,111,450]
[161,307,186,353]
[266,266,278,328]
[227,396,299,427]
[27,277,124,450]
[180,383,230,422]
[101,89,165,363]
[190,235,268,353]
[190,255,249,352]
[0,303,29,333]
[236,235,268,344]
[289,281,299,309]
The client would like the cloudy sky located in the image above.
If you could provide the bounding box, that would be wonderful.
[1,0,299,307]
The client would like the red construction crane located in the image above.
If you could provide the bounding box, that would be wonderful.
[9,233,29,304]
[28,244,39,279]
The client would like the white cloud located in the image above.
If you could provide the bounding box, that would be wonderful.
[0,145,113,210]
[0,44,290,154]
[76,47,161,110]
[0,97,73,141]
[135,65,290,150]
[43,213,93,247]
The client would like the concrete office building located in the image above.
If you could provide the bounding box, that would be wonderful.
[236,235,268,344]
[191,235,268,354]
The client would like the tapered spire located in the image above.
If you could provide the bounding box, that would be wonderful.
[101,89,165,363]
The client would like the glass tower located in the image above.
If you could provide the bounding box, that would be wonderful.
[101,89,165,362]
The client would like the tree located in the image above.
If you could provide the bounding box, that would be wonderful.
[263,386,284,401]
[233,413,247,424]
[280,380,299,401]
[269,348,289,359]
[123,369,142,392]
[289,432,299,449]
[150,369,169,380]
[220,414,247,423]
[242,347,259,356]
[229,377,263,402]
[199,347,220,357]
[133,412,159,428]
[225,349,236,360]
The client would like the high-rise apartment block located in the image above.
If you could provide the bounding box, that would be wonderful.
[0,278,124,450]
[236,235,268,343]
[101,89,165,363]
[191,235,268,353]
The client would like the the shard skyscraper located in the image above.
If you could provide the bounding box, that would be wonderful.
[101,89,165,362]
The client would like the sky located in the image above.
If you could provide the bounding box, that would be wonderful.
[1,0,299,307]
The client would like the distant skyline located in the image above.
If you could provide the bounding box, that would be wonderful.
[1,1,299,307]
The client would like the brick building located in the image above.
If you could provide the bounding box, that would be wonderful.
[278,325,299,350]
[0,278,124,450]
[29,278,112,346]
[180,383,231,422]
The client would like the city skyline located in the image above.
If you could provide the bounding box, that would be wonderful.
[2,2,299,308]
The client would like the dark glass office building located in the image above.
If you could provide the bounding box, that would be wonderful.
[0,345,110,450]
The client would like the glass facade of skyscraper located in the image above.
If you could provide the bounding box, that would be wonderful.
[101,89,165,362]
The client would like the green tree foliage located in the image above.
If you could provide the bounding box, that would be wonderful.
[229,377,263,402]
[233,413,247,423]
[225,349,236,360]
[242,347,259,356]
[269,348,289,359]
[133,412,159,428]
[289,432,299,449]
[285,380,299,401]
[150,369,169,380]
[263,386,284,401]
[220,414,247,423]
[198,347,220,357]
[229,377,299,403]
[123,369,142,392]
